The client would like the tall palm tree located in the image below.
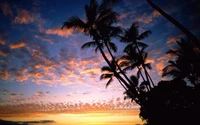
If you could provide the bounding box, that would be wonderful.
[62,0,140,102]
[120,22,154,89]
[119,45,152,91]
[146,0,200,48]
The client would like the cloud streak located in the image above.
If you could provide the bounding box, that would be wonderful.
[45,28,73,37]
[9,41,26,49]
[14,9,34,24]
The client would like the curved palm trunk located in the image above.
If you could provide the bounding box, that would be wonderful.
[136,65,151,91]
[146,0,200,48]
[135,43,154,89]
[104,42,136,85]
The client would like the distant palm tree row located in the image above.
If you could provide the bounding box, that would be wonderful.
[62,0,200,124]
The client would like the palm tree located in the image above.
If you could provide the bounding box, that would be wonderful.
[100,58,142,104]
[146,0,200,48]
[62,0,140,102]
[119,45,152,91]
[120,22,154,89]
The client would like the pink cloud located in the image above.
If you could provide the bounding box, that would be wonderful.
[34,91,44,97]
[14,9,34,24]
[45,28,73,37]
[9,41,26,49]
[35,35,53,44]
[135,10,160,24]
[118,10,135,20]
[0,2,13,17]
[10,93,17,99]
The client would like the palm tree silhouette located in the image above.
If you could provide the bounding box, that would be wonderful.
[119,44,152,91]
[120,22,154,89]
[62,0,140,101]
[162,38,200,86]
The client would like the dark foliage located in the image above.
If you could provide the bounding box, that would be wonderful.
[140,79,200,125]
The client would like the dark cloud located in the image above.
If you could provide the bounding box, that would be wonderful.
[0,119,55,125]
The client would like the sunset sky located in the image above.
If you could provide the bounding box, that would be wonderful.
[0,0,199,124]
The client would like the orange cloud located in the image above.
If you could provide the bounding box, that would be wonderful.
[9,41,26,49]
[0,39,6,45]
[0,70,9,80]
[28,71,45,79]
[156,61,165,76]
[0,2,13,17]
[152,10,160,17]
[45,28,73,37]
[14,9,34,24]
[14,69,28,82]
[0,98,139,115]
[166,36,178,44]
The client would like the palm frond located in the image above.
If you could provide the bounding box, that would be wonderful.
[97,9,118,26]
[130,75,138,86]
[62,16,87,32]
[119,55,129,60]
[119,60,130,67]
[106,78,113,88]
[81,41,97,49]
[120,35,130,43]
[85,0,98,25]
[162,64,180,77]
[137,42,148,48]
[109,26,122,38]
[166,49,180,56]
[129,22,139,38]
[137,67,142,78]
[137,30,152,40]
[100,73,113,80]
[101,66,113,72]
[109,42,117,52]
[145,63,152,70]
[94,42,104,52]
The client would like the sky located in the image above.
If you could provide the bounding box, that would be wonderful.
[0,0,199,124]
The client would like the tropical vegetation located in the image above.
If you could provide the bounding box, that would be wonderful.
[62,0,200,124]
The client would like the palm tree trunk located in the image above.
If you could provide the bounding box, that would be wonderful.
[136,65,150,91]
[135,43,154,89]
[146,0,200,48]
[96,41,140,104]
[104,42,136,86]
